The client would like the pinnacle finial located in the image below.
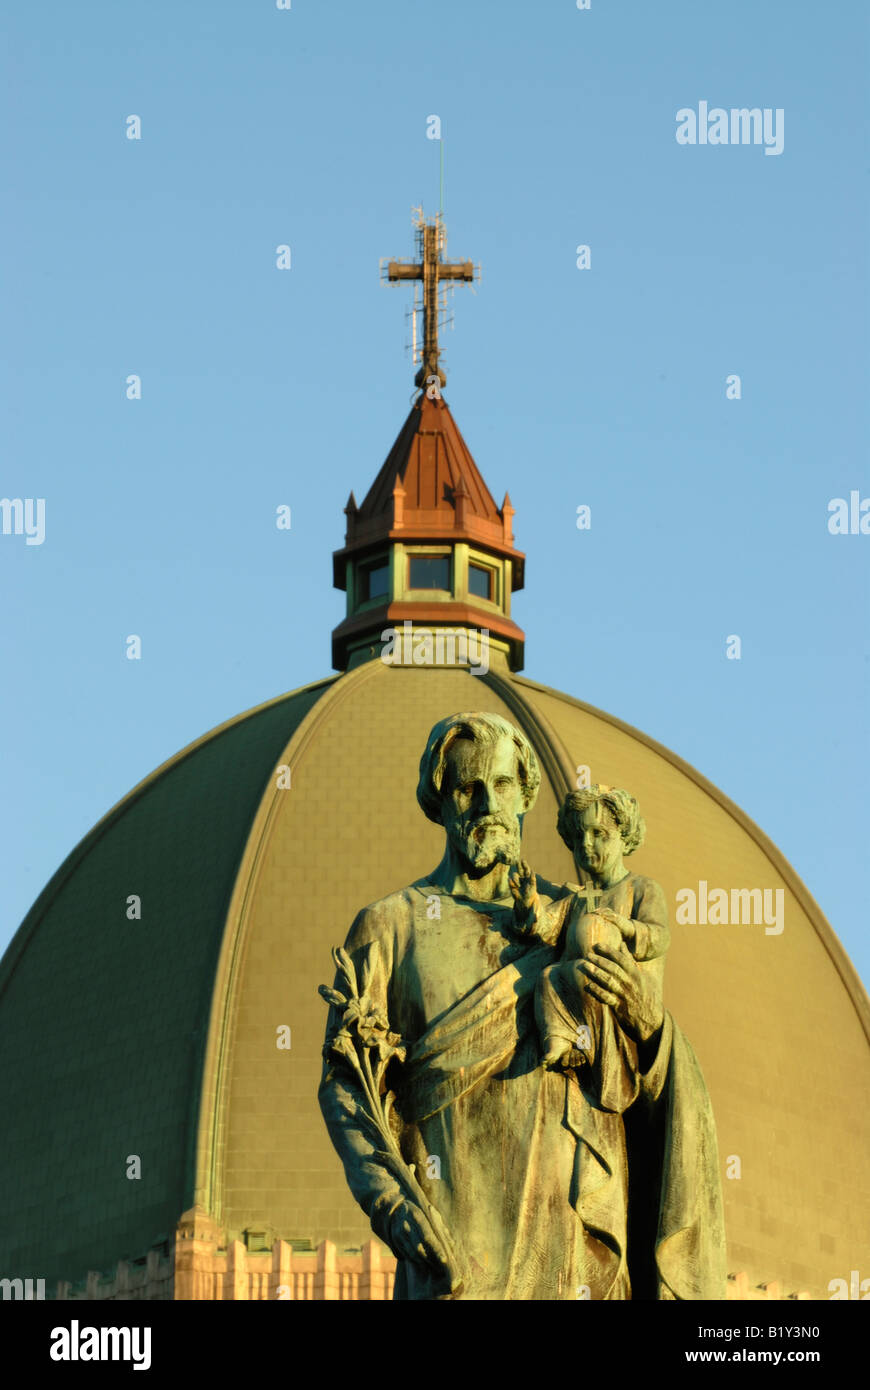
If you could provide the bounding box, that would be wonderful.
[384,210,477,390]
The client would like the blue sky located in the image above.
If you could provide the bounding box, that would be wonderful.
[2,0,868,988]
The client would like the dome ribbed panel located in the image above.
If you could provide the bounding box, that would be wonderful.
[0,681,329,1286]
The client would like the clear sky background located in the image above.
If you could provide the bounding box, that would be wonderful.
[3,1,868,989]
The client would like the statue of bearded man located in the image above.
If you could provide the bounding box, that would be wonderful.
[318,711,725,1300]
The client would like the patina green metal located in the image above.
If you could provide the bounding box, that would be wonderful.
[319,712,726,1300]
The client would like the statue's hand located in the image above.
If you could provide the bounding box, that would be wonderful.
[389,1202,446,1265]
[508,859,540,933]
[575,941,663,1046]
[595,907,636,949]
[374,1195,461,1292]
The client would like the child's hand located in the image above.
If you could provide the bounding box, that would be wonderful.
[596,908,636,949]
[508,859,540,934]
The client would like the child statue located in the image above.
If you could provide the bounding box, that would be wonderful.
[510,784,670,1077]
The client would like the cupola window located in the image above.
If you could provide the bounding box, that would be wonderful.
[359,558,390,602]
[408,554,450,590]
[468,562,494,601]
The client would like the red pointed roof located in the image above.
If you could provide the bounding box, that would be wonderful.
[332,391,524,588]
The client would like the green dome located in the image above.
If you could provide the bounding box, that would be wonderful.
[0,679,330,1286]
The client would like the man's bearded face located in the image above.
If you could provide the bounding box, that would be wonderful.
[440,736,524,871]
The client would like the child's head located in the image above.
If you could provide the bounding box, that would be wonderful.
[557,785,646,878]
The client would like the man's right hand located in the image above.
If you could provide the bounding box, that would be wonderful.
[371,1193,461,1292]
[388,1201,451,1270]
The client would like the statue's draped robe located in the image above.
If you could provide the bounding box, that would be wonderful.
[318,879,725,1301]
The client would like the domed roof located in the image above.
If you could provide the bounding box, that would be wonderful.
[3,210,868,1300]
[2,652,867,1296]
[0,678,330,1285]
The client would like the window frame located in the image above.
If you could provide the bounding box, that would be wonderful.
[357,554,391,606]
[406,549,452,593]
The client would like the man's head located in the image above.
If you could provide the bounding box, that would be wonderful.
[417,713,541,873]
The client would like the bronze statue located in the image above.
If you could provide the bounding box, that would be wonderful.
[319,712,725,1300]
[520,785,670,1090]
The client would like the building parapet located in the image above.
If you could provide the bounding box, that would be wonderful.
[51,1210,811,1301]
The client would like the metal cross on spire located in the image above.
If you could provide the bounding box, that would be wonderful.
[382,207,478,392]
